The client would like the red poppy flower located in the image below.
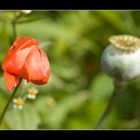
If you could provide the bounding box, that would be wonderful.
[2,36,50,92]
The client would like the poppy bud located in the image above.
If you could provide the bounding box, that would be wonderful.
[101,35,140,81]
[21,10,32,14]
[2,36,50,92]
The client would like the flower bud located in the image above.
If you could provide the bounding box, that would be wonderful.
[2,36,50,92]
[21,10,32,14]
[101,35,140,81]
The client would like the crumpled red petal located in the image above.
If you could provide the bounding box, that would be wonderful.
[2,37,39,76]
[2,36,50,92]
[13,36,39,50]
[4,72,20,92]
[21,47,50,84]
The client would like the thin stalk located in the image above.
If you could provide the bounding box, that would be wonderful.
[12,12,22,40]
[12,21,17,40]
[0,79,22,126]
[0,11,24,127]
[95,80,122,129]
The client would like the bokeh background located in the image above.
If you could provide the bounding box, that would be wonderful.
[0,10,140,129]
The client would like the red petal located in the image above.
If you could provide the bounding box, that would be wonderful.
[21,47,50,84]
[39,49,50,83]
[14,36,39,50]
[2,36,39,76]
[4,72,20,92]
[2,45,16,72]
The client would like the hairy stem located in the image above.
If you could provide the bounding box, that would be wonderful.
[0,79,22,127]
[95,80,122,129]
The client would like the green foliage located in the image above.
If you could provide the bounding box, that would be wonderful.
[4,103,41,129]
[0,10,140,129]
[90,73,113,102]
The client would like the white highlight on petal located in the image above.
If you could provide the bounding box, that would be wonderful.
[18,105,23,110]
[27,94,36,99]
[13,99,17,103]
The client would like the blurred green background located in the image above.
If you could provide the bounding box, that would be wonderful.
[0,10,140,129]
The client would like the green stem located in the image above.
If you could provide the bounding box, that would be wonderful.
[0,11,24,127]
[12,20,17,40]
[95,80,122,129]
[12,12,22,40]
[0,79,22,126]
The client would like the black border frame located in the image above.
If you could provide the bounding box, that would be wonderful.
[0,0,140,10]
[0,0,140,138]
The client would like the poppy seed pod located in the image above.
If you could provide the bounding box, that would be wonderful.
[101,35,140,81]
[2,36,50,92]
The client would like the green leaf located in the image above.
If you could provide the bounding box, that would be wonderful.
[96,11,123,31]
[90,73,113,102]
[4,103,41,129]
[0,76,7,95]
[46,91,89,128]
[16,17,43,24]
